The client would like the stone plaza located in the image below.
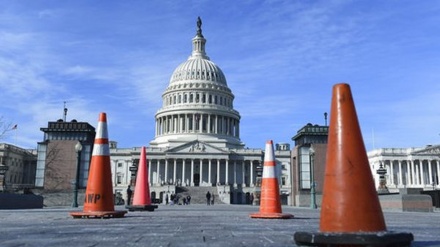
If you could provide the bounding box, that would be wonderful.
[0,204,439,247]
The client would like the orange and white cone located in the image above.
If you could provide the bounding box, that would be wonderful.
[70,112,127,218]
[250,140,293,219]
[294,83,413,246]
[126,146,158,211]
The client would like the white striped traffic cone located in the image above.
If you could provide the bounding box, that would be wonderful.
[70,112,127,219]
[250,140,293,219]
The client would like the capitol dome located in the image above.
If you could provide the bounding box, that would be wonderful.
[170,58,227,86]
[150,17,244,149]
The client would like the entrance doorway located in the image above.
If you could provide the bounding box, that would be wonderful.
[194,173,200,186]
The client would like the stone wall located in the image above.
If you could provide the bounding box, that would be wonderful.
[378,193,433,212]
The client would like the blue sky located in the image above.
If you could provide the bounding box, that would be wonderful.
[1,1,440,151]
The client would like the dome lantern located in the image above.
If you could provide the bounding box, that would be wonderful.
[191,16,209,60]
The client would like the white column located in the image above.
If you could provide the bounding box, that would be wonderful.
[415,160,420,185]
[191,159,194,186]
[225,160,229,185]
[410,160,415,186]
[173,159,177,185]
[165,159,168,184]
[170,115,174,133]
[208,159,212,185]
[428,160,433,185]
[233,160,237,186]
[184,114,188,133]
[389,160,394,186]
[208,114,211,133]
[242,161,245,187]
[156,160,161,185]
[192,114,196,133]
[406,161,410,186]
[112,160,118,187]
[215,115,218,134]
[148,160,152,186]
[164,116,168,133]
[179,115,183,133]
[182,159,186,186]
[217,160,220,184]
[250,160,254,186]
[200,159,203,185]
[437,160,440,186]
[398,160,403,186]
[199,115,203,132]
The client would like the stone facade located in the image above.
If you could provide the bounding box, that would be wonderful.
[0,143,37,191]
[368,145,440,191]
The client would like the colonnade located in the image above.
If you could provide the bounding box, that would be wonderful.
[145,158,259,187]
[379,159,440,188]
[155,113,239,137]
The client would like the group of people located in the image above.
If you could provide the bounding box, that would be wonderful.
[126,185,218,206]
[165,193,192,205]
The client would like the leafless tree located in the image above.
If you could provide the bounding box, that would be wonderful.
[43,142,69,192]
[0,116,14,140]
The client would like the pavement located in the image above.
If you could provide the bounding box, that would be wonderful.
[0,204,439,247]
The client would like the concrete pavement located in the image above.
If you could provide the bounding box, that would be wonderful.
[0,204,439,246]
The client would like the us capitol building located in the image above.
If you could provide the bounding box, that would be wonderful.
[109,18,291,204]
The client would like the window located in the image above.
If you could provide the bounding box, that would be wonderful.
[299,146,311,189]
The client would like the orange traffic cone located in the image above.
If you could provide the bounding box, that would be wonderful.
[70,113,127,219]
[294,83,413,246]
[250,140,293,219]
[126,146,158,212]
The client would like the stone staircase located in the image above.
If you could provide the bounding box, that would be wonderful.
[175,186,223,204]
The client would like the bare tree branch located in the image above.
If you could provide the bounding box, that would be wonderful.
[0,116,14,140]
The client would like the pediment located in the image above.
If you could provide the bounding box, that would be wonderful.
[166,140,228,154]
[412,145,440,155]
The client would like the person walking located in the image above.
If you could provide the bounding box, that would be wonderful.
[206,191,211,205]
[126,185,133,206]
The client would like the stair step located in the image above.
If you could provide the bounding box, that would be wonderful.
[173,186,223,205]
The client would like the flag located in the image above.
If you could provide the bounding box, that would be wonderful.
[11,124,17,130]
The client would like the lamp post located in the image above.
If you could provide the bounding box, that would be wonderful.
[72,141,83,207]
[376,163,389,194]
[0,164,9,192]
[309,146,317,209]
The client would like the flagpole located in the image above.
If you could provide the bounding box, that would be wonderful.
[10,124,18,146]
[14,128,17,146]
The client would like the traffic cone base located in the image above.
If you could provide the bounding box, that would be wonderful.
[249,212,293,219]
[70,113,127,219]
[126,205,158,212]
[250,140,293,219]
[294,231,413,247]
[293,83,412,246]
[70,211,126,219]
